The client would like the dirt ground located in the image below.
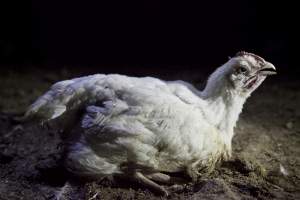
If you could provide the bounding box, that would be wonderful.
[0,67,299,200]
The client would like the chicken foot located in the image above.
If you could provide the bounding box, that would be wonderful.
[131,171,169,196]
[130,171,188,196]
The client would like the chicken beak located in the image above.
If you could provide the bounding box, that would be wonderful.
[259,62,277,76]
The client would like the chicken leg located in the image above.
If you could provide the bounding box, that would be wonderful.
[131,171,169,196]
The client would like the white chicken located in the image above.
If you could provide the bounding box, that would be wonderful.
[25,51,276,195]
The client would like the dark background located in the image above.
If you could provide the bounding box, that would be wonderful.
[0,0,293,75]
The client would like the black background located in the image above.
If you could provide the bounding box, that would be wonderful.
[0,0,293,74]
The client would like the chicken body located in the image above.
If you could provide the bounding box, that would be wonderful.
[63,75,230,179]
[26,52,276,195]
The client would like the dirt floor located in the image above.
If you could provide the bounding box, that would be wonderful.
[0,67,299,200]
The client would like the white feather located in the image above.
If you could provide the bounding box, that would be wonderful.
[26,54,274,179]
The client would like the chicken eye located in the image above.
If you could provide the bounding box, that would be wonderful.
[238,66,248,74]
